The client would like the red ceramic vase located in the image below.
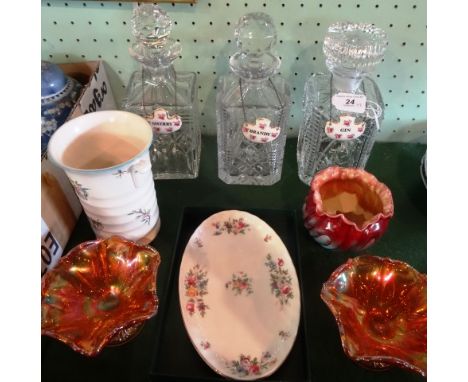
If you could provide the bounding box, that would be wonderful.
[321,255,427,376]
[41,236,161,356]
[303,167,394,251]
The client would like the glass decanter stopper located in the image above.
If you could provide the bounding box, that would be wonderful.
[216,12,291,185]
[122,3,200,179]
[297,22,388,185]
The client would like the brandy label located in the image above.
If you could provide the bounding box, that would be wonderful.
[325,116,366,141]
[332,93,367,113]
[242,118,280,143]
[146,107,182,134]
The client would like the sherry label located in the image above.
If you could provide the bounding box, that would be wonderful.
[242,118,280,144]
[332,93,367,113]
[147,107,182,134]
[325,115,366,141]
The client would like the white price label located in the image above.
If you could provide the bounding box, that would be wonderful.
[332,93,367,113]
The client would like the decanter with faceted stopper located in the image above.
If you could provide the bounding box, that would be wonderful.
[216,12,291,185]
[297,22,388,185]
[122,3,200,179]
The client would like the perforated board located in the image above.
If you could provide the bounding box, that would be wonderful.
[41,0,427,142]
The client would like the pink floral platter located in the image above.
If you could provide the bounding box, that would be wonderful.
[178,210,301,380]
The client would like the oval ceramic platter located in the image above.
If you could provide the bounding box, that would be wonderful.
[178,210,301,380]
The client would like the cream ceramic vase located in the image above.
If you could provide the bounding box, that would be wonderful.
[47,110,160,244]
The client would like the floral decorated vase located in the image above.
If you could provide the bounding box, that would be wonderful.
[47,110,160,244]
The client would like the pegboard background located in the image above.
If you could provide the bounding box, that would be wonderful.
[41,0,427,142]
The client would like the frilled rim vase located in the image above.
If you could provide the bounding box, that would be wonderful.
[303,166,394,251]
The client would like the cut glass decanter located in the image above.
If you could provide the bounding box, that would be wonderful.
[297,22,388,185]
[122,4,200,179]
[216,12,291,185]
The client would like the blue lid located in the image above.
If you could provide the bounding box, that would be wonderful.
[41,61,68,97]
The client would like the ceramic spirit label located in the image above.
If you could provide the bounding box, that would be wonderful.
[332,93,367,113]
[242,118,280,143]
[147,107,182,134]
[325,116,366,141]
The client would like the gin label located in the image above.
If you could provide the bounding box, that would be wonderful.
[325,115,366,141]
[332,93,367,113]
[147,107,182,134]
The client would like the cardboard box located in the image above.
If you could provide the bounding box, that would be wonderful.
[60,61,116,120]
[41,60,116,276]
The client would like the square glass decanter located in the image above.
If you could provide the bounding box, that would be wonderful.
[122,4,200,179]
[216,12,291,186]
[297,22,388,185]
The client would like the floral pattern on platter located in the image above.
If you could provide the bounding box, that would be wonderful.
[225,271,253,296]
[128,208,151,225]
[227,352,277,377]
[278,330,290,341]
[212,217,250,236]
[70,179,90,200]
[185,264,209,317]
[265,254,294,306]
[264,234,272,242]
[200,341,210,350]
[194,237,203,248]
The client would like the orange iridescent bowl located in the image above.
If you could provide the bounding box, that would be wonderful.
[41,236,161,357]
[321,255,427,377]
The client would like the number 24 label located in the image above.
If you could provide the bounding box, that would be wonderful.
[332,93,367,113]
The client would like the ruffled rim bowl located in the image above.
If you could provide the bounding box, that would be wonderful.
[321,255,427,377]
[41,236,161,356]
[310,167,394,231]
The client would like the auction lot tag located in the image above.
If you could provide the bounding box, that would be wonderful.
[332,93,366,113]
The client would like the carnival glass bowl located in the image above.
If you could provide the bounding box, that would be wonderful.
[303,166,394,251]
[321,255,427,376]
[41,236,161,356]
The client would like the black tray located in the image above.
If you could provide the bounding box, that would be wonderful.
[150,207,311,382]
